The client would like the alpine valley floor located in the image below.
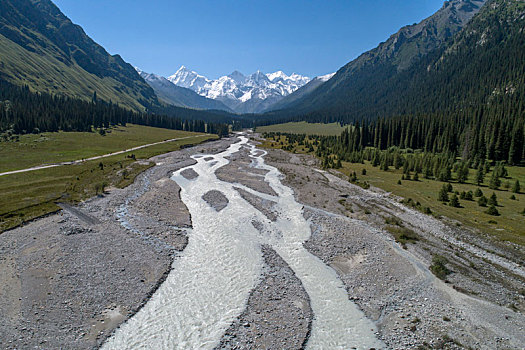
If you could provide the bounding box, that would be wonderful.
[0,133,524,349]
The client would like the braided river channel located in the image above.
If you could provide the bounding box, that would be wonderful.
[103,135,384,349]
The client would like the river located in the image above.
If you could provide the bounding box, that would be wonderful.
[102,135,384,350]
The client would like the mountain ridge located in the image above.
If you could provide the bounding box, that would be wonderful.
[0,0,159,111]
[137,69,234,113]
[168,66,310,113]
[264,0,488,118]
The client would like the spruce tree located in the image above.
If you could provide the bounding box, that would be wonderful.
[476,165,484,186]
[438,185,449,202]
[512,180,521,194]
[489,171,501,189]
[488,192,498,207]
[478,196,488,207]
[486,205,499,216]
[449,194,460,208]
[457,163,469,183]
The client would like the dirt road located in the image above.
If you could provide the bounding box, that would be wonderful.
[0,134,208,177]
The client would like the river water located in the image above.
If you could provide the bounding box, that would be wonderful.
[103,135,384,349]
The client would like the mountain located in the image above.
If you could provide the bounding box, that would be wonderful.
[168,67,310,113]
[0,0,158,111]
[266,0,488,120]
[265,73,335,112]
[137,69,233,112]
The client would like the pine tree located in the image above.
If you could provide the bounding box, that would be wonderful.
[449,194,460,208]
[476,165,484,186]
[489,171,501,190]
[512,180,521,194]
[438,185,449,202]
[475,188,483,197]
[488,192,498,207]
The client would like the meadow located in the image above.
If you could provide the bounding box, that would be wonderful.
[260,134,525,245]
[256,122,346,136]
[0,125,217,232]
[0,124,206,172]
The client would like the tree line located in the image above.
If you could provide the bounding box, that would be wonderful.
[0,79,230,138]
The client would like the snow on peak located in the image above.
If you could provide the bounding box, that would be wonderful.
[168,66,211,94]
[318,72,336,82]
[166,66,311,112]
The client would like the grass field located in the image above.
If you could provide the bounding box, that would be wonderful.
[260,135,525,246]
[256,122,347,136]
[0,124,204,172]
[0,125,217,232]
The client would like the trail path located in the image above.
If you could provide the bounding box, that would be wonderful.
[0,134,207,177]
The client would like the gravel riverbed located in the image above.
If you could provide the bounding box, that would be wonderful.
[1,133,524,349]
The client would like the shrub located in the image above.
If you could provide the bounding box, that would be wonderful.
[387,226,419,249]
[385,216,404,227]
[475,188,483,197]
[465,191,473,201]
[361,168,367,175]
[430,255,451,280]
[510,194,516,200]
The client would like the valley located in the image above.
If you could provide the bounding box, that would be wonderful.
[1,133,523,349]
[0,0,524,348]
[0,125,216,232]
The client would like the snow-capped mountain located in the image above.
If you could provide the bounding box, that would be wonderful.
[136,68,233,112]
[167,66,311,113]
[262,72,335,112]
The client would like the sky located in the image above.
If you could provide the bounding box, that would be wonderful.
[53,0,445,79]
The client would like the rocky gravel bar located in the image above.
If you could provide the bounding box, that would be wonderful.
[0,138,234,349]
[216,245,312,350]
[1,132,524,350]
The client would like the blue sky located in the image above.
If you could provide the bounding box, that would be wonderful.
[53,0,444,79]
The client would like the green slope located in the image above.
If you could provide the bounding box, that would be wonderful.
[266,0,488,119]
[0,0,158,111]
[286,0,525,124]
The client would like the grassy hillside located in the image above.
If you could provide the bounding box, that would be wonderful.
[256,122,346,136]
[261,0,487,120]
[0,124,205,172]
[0,0,158,111]
[0,125,217,232]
